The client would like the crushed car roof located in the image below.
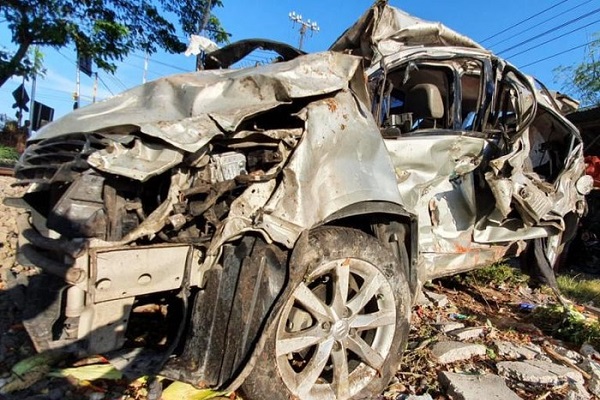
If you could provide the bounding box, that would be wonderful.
[330,0,483,66]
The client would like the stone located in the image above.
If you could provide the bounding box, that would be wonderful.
[435,321,465,333]
[565,379,592,400]
[494,340,542,360]
[580,343,600,359]
[554,345,584,364]
[579,359,600,397]
[423,290,449,307]
[398,394,434,400]
[438,372,521,400]
[497,359,584,385]
[416,290,432,306]
[448,326,485,341]
[431,341,487,364]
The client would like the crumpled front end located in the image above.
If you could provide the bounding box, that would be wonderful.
[10,51,403,384]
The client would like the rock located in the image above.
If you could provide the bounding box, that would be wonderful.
[565,378,592,400]
[435,321,465,333]
[423,290,448,307]
[579,359,600,397]
[554,345,584,364]
[580,343,600,359]
[438,372,521,400]
[497,359,584,385]
[430,341,487,364]
[398,394,434,400]
[494,340,543,360]
[448,326,485,341]
[416,290,432,306]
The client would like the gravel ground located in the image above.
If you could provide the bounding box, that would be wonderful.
[0,176,32,373]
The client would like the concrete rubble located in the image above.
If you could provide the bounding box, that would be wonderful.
[448,326,486,341]
[438,372,521,400]
[494,340,546,360]
[431,341,487,364]
[496,359,584,385]
[414,286,600,399]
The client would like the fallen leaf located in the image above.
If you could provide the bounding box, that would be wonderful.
[161,381,227,400]
[49,364,123,381]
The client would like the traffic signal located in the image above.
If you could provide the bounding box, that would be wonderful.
[12,84,29,112]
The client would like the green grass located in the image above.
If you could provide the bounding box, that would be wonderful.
[531,304,600,348]
[461,262,530,287]
[557,274,600,307]
[0,145,19,161]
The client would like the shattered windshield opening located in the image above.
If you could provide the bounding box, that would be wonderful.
[372,58,487,137]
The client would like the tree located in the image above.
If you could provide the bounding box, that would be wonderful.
[554,33,600,107]
[0,0,227,88]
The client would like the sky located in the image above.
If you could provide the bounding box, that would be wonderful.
[1,0,599,122]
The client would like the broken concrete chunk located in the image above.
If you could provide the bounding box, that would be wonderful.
[497,359,584,385]
[448,326,485,341]
[554,345,584,364]
[438,371,521,400]
[398,394,434,400]
[565,378,592,400]
[435,321,465,333]
[423,290,449,307]
[579,359,600,397]
[431,341,487,364]
[494,340,542,360]
[580,343,600,359]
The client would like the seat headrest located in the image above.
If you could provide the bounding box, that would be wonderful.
[406,83,444,119]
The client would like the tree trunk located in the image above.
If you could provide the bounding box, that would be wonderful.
[0,41,31,89]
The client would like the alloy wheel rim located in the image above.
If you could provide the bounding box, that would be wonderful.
[275,258,397,399]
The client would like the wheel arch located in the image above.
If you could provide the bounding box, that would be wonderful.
[320,201,419,296]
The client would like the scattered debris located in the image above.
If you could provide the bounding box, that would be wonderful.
[431,341,487,364]
[438,372,521,400]
[497,359,584,385]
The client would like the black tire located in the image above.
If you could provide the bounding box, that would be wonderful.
[240,227,411,400]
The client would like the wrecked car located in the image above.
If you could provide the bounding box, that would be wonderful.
[6,2,592,399]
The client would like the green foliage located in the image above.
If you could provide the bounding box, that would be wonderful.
[460,262,529,287]
[0,146,19,161]
[554,33,600,107]
[557,274,600,306]
[0,0,227,87]
[531,304,600,348]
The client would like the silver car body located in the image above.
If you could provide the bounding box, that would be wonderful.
[10,1,590,394]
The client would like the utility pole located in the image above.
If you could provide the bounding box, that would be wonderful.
[92,72,98,103]
[289,11,320,50]
[196,0,213,70]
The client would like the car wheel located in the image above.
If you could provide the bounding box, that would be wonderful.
[240,227,411,400]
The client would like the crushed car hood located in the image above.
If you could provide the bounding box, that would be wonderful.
[32,51,367,154]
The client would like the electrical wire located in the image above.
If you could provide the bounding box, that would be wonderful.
[480,0,569,43]
[130,53,190,73]
[505,19,600,59]
[498,7,600,55]
[519,39,596,68]
[488,0,594,48]
[96,75,115,96]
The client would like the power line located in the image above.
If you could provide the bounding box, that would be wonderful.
[488,0,594,48]
[480,0,569,43]
[97,75,115,96]
[505,19,600,59]
[130,53,189,73]
[519,39,595,68]
[498,6,600,55]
